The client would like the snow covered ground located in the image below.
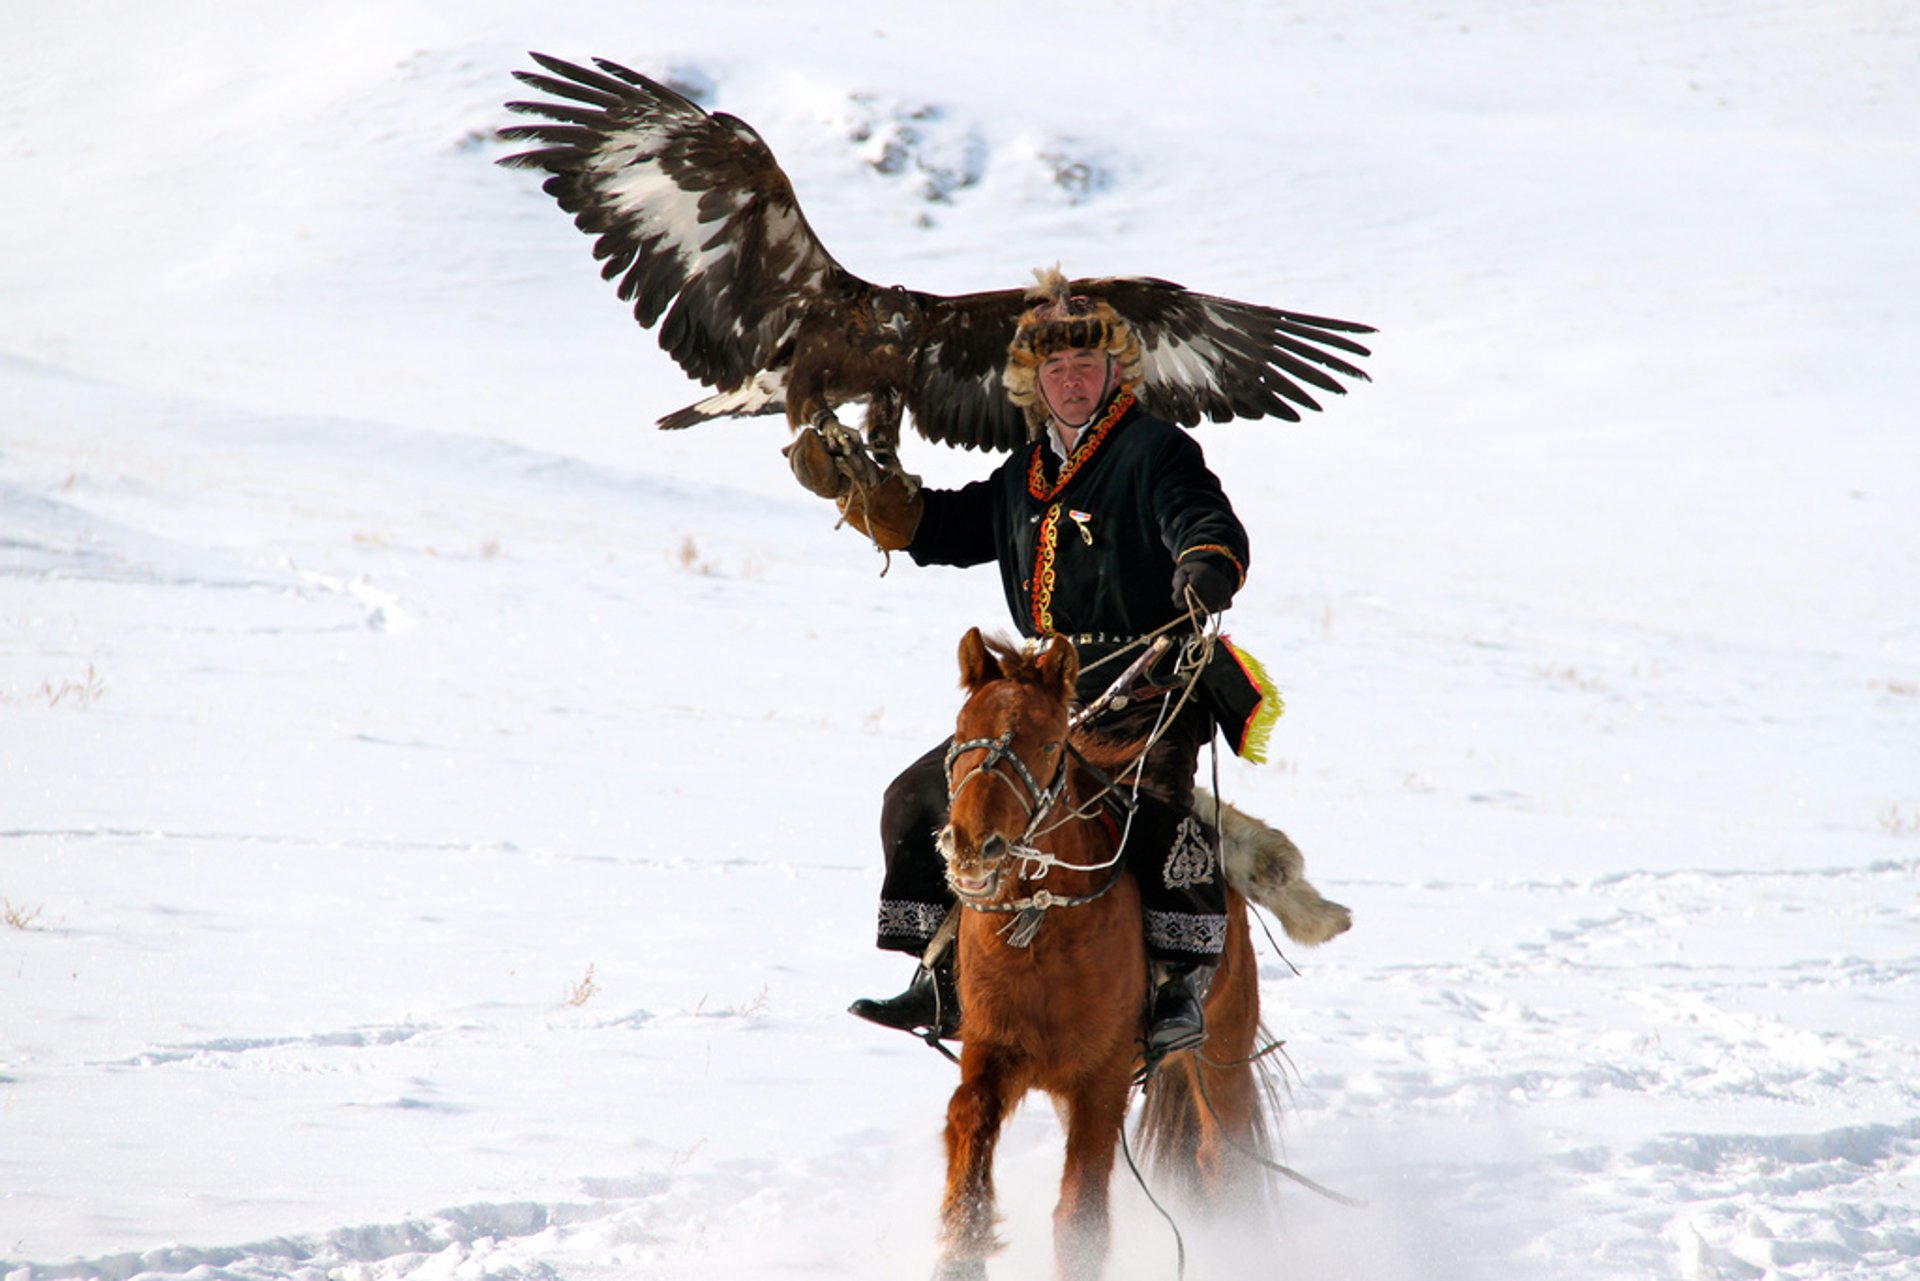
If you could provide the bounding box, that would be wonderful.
[4,2,1917,1277]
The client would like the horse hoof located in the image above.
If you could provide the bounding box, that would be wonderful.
[931,1259,987,1281]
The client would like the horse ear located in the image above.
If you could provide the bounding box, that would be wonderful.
[958,627,996,691]
[1038,635,1079,700]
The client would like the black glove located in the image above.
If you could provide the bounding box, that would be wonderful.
[1171,557,1236,614]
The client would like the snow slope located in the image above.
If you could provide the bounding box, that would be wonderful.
[3,2,1917,1278]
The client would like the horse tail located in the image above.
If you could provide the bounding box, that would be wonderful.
[1132,891,1282,1214]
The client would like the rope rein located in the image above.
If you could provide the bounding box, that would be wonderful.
[1024,600,1222,858]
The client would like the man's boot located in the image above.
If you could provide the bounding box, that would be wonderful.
[1146,962,1213,1058]
[849,955,961,1040]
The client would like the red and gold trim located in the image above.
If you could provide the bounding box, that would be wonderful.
[1024,389,1134,635]
[1029,502,1062,633]
[1178,543,1248,588]
[1026,390,1134,501]
[1221,637,1283,764]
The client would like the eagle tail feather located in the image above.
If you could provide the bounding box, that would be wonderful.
[656,374,789,430]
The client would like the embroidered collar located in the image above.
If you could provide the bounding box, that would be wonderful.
[1027,390,1134,501]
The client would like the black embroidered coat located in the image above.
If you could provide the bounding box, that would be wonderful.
[908,391,1271,754]
[909,391,1248,641]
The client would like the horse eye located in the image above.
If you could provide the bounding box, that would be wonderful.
[1042,742,1060,755]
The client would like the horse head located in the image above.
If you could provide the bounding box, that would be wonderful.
[939,628,1078,903]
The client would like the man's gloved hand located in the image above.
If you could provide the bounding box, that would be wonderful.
[784,424,924,551]
[841,474,924,552]
[784,425,853,500]
[1171,557,1236,614]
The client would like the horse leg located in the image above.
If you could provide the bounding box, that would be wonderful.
[940,1050,1015,1275]
[1051,1066,1132,1281]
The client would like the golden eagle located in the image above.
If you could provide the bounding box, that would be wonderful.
[497,54,1373,480]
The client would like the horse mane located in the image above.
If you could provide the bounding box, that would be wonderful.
[1068,721,1153,776]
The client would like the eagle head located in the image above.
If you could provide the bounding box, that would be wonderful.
[868,287,922,345]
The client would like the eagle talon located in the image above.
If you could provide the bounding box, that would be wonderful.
[867,444,921,498]
[814,414,864,465]
[817,417,857,456]
[785,426,851,500]
[815,417,883,492]
[883,461,923,499]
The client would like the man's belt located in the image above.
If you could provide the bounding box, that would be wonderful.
[1056,630,1197,696]
[1058,629,1191,650]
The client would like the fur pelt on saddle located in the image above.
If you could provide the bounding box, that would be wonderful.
[1198,788,1353,945]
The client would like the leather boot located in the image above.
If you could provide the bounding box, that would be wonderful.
[1146,963,1213,1057]
[849,956,961,1040]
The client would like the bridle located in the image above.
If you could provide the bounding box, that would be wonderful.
[943,728,1068,838]
[941,725,1130,947]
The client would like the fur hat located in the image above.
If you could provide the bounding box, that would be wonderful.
[1004,267,1145,432]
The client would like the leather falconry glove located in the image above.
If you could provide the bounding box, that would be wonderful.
[838,473,923,551]
[1171,556,1236,614]
[785,425,854,500]
[784,426,923,552]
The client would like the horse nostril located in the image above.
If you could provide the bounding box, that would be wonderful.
[982,834,1007,861]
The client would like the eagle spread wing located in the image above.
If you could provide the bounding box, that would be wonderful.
[499,54,1373,459]
[499,53,851,408]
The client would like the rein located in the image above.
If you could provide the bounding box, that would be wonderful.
[1025,618,1216,852]
[944,726,1128,949]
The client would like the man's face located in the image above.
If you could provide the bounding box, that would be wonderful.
[1036,347,1116,429]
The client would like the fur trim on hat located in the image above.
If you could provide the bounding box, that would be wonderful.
[1005,266,1146,433]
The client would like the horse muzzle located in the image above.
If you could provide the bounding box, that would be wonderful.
[941,827,1008,902]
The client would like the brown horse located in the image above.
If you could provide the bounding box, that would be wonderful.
[933,627,1273,1281]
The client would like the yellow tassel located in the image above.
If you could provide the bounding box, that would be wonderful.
[1226,640,1285,765]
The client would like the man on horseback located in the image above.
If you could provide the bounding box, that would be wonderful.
[788,268,1278,1058]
